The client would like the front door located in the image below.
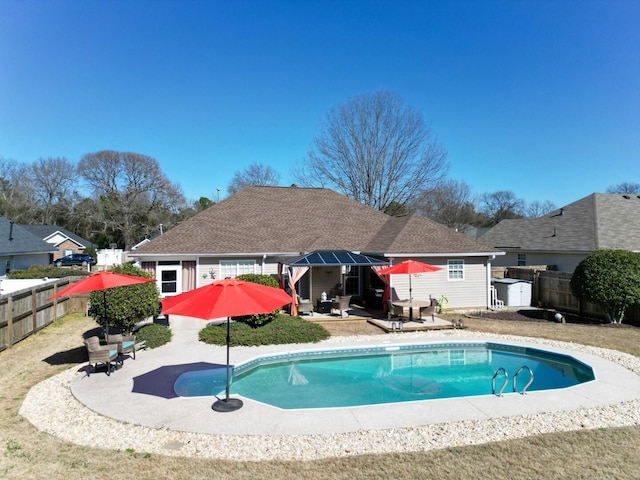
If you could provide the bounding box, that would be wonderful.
[344,266,361,297]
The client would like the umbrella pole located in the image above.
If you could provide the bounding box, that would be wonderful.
[409,276,415,322]
[103,290,109,343]
[212,316,243,412]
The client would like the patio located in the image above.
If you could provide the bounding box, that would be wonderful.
[301,301,456,333]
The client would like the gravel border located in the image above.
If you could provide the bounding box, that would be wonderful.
[20,331,640,461]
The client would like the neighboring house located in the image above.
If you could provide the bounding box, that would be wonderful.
[20,224,92,262]
[0,216,57,274]
[479,193,640,273]
[132,186,504,310]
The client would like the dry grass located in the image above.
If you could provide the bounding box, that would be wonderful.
[2,314,640,479]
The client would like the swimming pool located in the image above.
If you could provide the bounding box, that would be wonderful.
[174,342,595,409]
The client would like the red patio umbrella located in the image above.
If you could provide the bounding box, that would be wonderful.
[48,271,155,341]
[377,260,442,301]
[161,278,292,412]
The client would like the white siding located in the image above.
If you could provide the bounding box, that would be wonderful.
[491,251,587,273]
[386,257,488,309]
[198,256,280,288]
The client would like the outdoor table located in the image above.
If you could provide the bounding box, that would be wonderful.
[316,299,332,314]
[391,299,431,323]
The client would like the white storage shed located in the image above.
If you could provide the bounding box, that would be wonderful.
[492,278,532,307]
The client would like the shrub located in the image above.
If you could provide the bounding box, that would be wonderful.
[571,249,640,324]
[88,263,159,334]
[234,273,284,328]
[7,265,90,279]
[199,314,330,347]
[135,323,172,348]
[236,273,279,288]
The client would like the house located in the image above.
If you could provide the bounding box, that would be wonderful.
[20,224,92,262]
[0,216,57,274]
[132,186,504,310]
[479,193,640,273]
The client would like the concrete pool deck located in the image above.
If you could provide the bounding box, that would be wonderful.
[67,315,640,437]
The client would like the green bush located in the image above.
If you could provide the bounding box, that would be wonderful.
[571,249,640,324]
[236,273,279,288]
[234,273,285,328]
[199,314,330,347]
[88,263,159,334]
[135,323,172,349]
[7,265,90,279]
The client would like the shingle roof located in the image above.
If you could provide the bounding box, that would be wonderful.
[135,186,500,256]
[0,217,58,255]
[20,224,90,248]
[480,193,640,253]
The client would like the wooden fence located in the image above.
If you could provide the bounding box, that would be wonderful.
[499,267,640,323]
[0,277,89,351]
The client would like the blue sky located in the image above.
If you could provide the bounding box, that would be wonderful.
[1,0,638,208]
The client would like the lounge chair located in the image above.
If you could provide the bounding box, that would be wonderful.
[84,336,120,376]
[109,333,137,360]
[331,295,352,317]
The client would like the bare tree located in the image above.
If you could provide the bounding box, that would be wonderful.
[411,180,477,231]
[606,182,640,194]
[78,151,186,250]
[29,157,76,225]
[227,163,281,195]
[0,157,36,223]
[525,200,557,218]
[295,90,448,211]
[478,190,525,226]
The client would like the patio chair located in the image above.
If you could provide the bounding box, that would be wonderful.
[84,336,120,376]
[297,296,314,316]
[419,298,439,322]
[331,295,352,317]
[386,299,404,321]
[109,333,137,360]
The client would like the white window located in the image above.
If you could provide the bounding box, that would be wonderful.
[448,260,464,281]
[220,260,256,278]
[157,261,181,295]
[517,254,527,266]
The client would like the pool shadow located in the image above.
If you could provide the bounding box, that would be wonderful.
[132,362,223,399]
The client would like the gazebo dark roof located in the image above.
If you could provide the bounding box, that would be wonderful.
[285,250,388,266]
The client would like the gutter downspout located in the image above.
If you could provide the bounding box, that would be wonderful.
[487,255,495,309]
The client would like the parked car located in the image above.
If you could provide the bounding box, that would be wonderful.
[55,253,95,267]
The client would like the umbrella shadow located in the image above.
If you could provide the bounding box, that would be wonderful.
[132,362,223,399]
[43,346,87,366]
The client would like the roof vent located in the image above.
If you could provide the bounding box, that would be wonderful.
[623,195,631,199]
[551,208,564,217]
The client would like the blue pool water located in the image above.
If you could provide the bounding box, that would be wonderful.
[174,342,595,409]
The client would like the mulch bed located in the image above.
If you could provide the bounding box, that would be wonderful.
[469,308,606,325]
